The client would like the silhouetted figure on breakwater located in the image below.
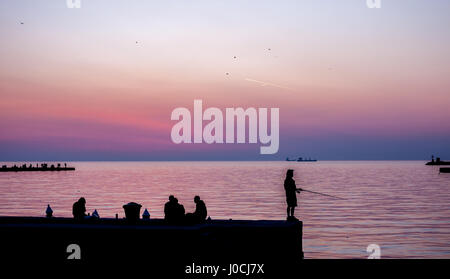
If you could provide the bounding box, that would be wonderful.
[164,195,176,221]
[164,196,185,223]
[186,196,207,224]
[284,169,303,221]
[73,197,87,220]
[173,198,185,222]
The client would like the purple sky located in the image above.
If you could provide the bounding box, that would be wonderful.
[0,0,449,160]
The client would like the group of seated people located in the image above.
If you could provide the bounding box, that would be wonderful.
[72,195,208,224]
[3,163,68,169]
[164,195,207,224]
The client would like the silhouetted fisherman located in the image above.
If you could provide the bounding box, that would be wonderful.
[186,196,207,223]
[73,197,87,220]
[284,169,303,221]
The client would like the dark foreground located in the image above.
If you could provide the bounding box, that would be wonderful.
[0,217,446,276]
[0,216,303,276]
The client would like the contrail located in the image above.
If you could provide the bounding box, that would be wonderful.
[244,78,294,92]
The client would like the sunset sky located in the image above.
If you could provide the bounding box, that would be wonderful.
[0,0,449,160]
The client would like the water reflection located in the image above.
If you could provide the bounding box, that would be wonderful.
[0,161,449,258]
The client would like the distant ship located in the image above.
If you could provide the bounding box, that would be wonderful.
[286,157,317,162]
[425,156,450,166]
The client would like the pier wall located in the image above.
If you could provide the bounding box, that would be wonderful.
[0,217,303,273]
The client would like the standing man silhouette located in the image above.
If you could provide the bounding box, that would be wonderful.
[284,169,303,221]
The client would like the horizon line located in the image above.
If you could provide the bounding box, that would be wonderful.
[0,159,431,162]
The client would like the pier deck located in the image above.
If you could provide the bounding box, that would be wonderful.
[0,216,303,272]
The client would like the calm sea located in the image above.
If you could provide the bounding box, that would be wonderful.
[0,161,449,259]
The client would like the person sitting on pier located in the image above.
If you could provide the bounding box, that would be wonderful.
[173,198,185,222]
[186,196,207,224]
[164,195,185,223]
[284,169,303,221]
[73,197,87,220]
[164,195,176,221]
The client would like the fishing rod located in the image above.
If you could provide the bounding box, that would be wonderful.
[297,189,346,200]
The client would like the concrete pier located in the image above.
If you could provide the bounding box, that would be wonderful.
[0,216,303,274]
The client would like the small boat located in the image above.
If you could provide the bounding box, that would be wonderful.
[440,168,450,173]
[427,161,450,165]
[425,156,450,166]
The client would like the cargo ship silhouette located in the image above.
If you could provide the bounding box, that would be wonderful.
[286,157,317,162]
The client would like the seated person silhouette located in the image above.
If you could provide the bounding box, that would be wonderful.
[164,195,176,222]
[164,195,185,223]
[173,198,185,223]
[186,196,207,224]
[72,197,87,220]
